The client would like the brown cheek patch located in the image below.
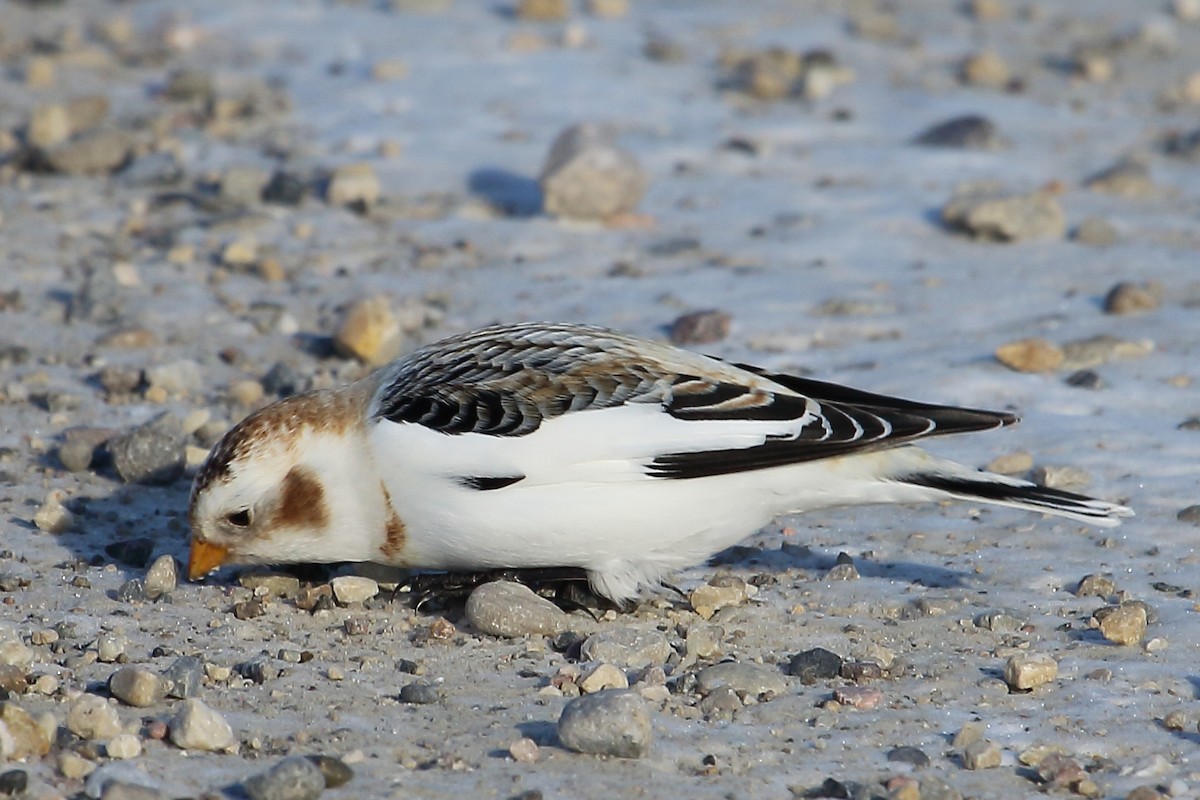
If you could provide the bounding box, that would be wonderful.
[273,465,329,532]
[378,483,407,560]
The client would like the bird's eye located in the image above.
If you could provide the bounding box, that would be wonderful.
[225,509,252,528]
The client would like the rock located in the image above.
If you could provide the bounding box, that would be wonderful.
[33,491,74,534]
[96,634,127,663]
[1072,217,1118,247]
[143,555,177,600]
[105,734,142,760]
[108,666,164,707]
[263,171,307,206]
[161,656,203,699]
[696,662,787,698]
[306,755,353,788]
[579,663,628,694]
[1061,335,1152,369]
[517,0,568,21]
[0,665,24,694]
[585,0,627,18]
[539,123,647,221]
[464,581,568,637]
[329,576,379,605]
[833,686,884,709]
[169,699,234,751]
[107,415,185,485]
[669,310,731,346]
[888,746,931,768]
[942,188,1065,241]
[27,104,71,149]
[580,628,672,668]
[509,737,539,763]
[1004,653,1057,690]
[0,641,32,671]
[787,648,844,684]
[334,297,402,366]
[1104,282,1161,314]
[699,686,741,719]
[913,115,1007,150]
[1032,465,1091,491]
[986,451,1033,474]
[58,750,97,780]
[1075,573,1117,598]
[398,682,441,704]
[1096,603,1148,645]
[326,163,381,209]
[84,763,163,798]
[220,166,270,205]
[994,338,1064,373]
[66,694,122,740]
[1065,369,1104,390]
[0,703,51,760]
[242,755,326,800]
[145,360,202,395]
[1086,161,1155,199]
[164,69,215,103]
[960,51,1010,89]
[557,690,651,758]
[962,739,1002,769]
[683,624,723,662]
[239,573,302,598]
[65,96,110,136]
[40,129,133,176]
[1178,506,1200,525]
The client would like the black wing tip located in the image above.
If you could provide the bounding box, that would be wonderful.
[457,474,525,491]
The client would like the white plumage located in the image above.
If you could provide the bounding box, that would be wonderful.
[187,322,1133,603]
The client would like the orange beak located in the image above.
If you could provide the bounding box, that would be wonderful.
[187,538,230,581]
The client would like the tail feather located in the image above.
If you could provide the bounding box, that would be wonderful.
[901,472,1134,528]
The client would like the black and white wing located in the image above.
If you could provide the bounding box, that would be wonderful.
[369,322,1016,481]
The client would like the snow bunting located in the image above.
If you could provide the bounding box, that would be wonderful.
[187,322,1132,603]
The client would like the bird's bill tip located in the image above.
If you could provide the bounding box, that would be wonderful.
[187,538,230,581]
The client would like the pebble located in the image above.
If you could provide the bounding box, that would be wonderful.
[330,576,379,605]
[1086,161,1156,199]
[985,451,1033,475]
[143,555,177,600]
[263,171,307,206]
[1072,217,1118,247]
[334,297,402,366]
[557,690,651,759]
[0,703,50,760]
[59,751,97,780]
[108,666,164,707]
[961,51,1010,89]
[96,634,126,663]
[169,699,234,751]
[220,166,270,206]
[1075,573,1117,598]
[464,581,568,637]
[307,755,352,788]
[1126,788,1169,800]
[580,628,672,668]
[517,0,568,21]
[1061,335,1153,370]
[105,734,142,760]
[539,123,647,221]
[579,663,629,693]
[1104,282,1161,315]
[1096,603,1148,645]
[238,573,301,598]
[913,115,1007,150]
[161,656,203,700]
[398,682,441,704]
[787,648,844,684]
[994,338,1064,373]
[509,737,539,763]
[683,624,723,662]
[962,739,1002,769]
[326,163,381,209]
[33,491,74,534]
[669,310,731,347]
[942,189,1065,241]
[1036,752,1094,795]
[887,746,931,768]
[699,686,741,719]
[40,128,133,176]
[242,755,326,800]
[107,415,186,485]
[0,665,24,693]
[1004,653,1057,690]
[28,104,72,149]
[696,662,787,699]
[1178,506,1200,525]
[1065,370,1105,390]
[66,695,122,740]
[145,360,202,395]
[1032,465,1091,491]
[832,686,883,710]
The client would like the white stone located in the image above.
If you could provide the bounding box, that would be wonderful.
[170,698,235,751]
[66,694,122,740]
[331,576,379,605]
[106,733,142,759]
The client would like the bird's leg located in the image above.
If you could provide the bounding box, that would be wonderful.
[395,566,626,614]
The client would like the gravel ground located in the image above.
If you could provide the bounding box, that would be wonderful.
[1,1,1199,799]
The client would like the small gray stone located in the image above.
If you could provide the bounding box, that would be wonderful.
[942,188,1065,241]
[557,689,651,758]
[580,628,672,668]
[99,781,163,800]
[1178,505,1200,525]
[305,755,353,788]
[669,310,731,346]
[465,581,568,637]
[39,128,133,176]
[398,681,441,704]
[85,763,163,800]
[888,745,931,768]
[695,662,788,699]
[919,776,963,800]
[108,666,164,707]
[143,555,177,600]
[913,115,1007,150]
[162,656,204,699]
[107,415,185,485]
[242,755,326,800]
[220,166,270,206]
[1072,217,1118,247]
[58,438,98,472]
[1085,161,1155,198]
[539,123,647,221]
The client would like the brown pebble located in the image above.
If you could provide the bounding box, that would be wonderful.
[669,310,731,345]
[832,686,883,709]
[995,338,1064,373]
[1104,281,1162,315]
[960,51,1010,89]
[1004,652,1057,690]
[334,297,402,366]
[1096,603,1147,646]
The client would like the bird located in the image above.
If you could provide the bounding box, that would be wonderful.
[187,321,1133,604]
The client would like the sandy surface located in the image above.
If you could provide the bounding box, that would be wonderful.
[1,1,1199,798]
